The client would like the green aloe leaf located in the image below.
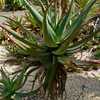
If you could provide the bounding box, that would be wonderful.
[48,7,56,29]
[12,64,28,91]
[14,95,22,100]
[54,0,96,55]
[65,28,96,54]
[11,37,30,51]
[22,0,43,25]
[55,0,73,40]
[12,72,24,91]
[0,15,37,44]
[0,68,9,81]
[0,68,14,98]
[22,0,59,47]
[0,24,33,46]
[75,0,89,8]
[0,24,46,58]
[43,11,58,47]
[0,68,11,88]
[94,50,100,59]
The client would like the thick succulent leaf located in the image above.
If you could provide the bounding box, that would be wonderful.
[12,64,28,91]
[13,74,24,91]
[0,69,11,87]
[0,84,4,91]
[0,68,9,81]
[65,31,95,54]
[75,0,89,8]
[53,0,96,55]
[48,7,57,29]
[55,0,73,40]
[0,16,37,44]
[22,0,59,47]
[0,24,34,46]
[14,95,22,100]
[94,50,100,59]
[43,12,58,47]
[11,37,31,51]
[0,69,12,92]
[66,43,84,54]
[0,24,45,58]
[22,0,43,25]
[66,28,100,54]
[63,0,96,40]
[26,12,36,27]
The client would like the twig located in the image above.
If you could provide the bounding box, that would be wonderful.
[84,59,100,64]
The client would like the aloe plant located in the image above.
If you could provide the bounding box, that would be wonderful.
[0,0,99,99]
[0,65,27,100]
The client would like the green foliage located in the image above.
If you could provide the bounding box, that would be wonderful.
[0,66,27,100]
[0,0,99,99]
[10,0,23,10]
[0,0,5,9]
[3,0,23,11]
[94,45,100,59]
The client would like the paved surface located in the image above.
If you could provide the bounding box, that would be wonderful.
[65,72,100,100]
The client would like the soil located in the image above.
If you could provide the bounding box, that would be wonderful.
[0,11,100,100]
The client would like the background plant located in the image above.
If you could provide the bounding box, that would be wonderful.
[0,0,5,10]
[2,0,23,11]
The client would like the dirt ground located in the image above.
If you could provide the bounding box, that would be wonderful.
[0,11,100,100]
[0,46,100,100]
